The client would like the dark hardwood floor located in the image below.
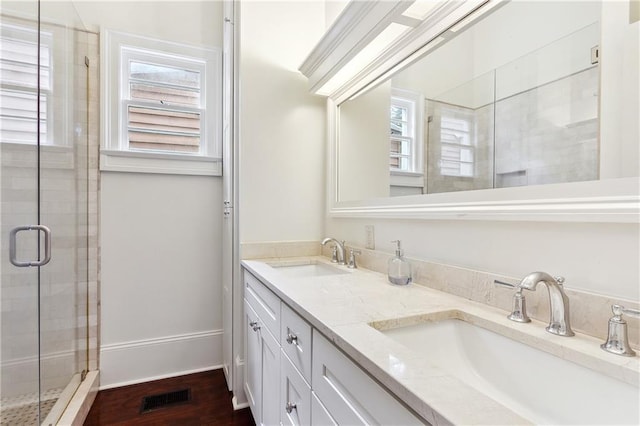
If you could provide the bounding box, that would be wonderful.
[84,369,255,425]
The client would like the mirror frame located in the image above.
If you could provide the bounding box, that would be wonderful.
[318,1,639,223]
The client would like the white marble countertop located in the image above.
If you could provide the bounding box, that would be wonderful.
[241,257,640,425]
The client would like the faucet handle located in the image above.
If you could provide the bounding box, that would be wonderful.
[347,248,361,269]
[601,304,639,357]
[494,280,531,323]
[494,279,516,289]
[611,304,640,319]
[555,276,565,285]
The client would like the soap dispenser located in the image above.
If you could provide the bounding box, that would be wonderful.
[388,240,412,285]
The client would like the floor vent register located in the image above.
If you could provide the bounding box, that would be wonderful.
[140,388,191,413]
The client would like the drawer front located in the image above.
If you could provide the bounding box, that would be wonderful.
[312,330,426,426]
[281,303,312,383]
[311,391,337,426]
[281,352,311,426]
[244,269,281,339]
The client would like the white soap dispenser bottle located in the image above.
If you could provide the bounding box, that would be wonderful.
[388,240,412,285]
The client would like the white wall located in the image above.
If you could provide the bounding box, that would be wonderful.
[324,0,349,29]
[338,81,391,202]
[599,0,640,179]
[100,173,223,387]
[73,1,223,46]
[326,218,640,301]
[239,1,326,243]
[72,1,225,388]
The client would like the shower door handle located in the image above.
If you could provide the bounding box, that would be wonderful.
[9,225,52,267]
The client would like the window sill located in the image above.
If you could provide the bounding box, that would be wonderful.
[390,171,424,188]
[100,149,222,176]
[390,170,423,177]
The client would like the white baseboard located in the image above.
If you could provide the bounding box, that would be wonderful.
[232,355,248,408]
[232,396,250,410]
[99,329,223,389]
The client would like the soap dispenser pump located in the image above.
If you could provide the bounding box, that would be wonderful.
[388,240,412,285]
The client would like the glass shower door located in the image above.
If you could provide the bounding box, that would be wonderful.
[1,1,91,424]
[1,1,48,422]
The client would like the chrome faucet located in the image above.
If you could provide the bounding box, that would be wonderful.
[321,238,346,265]
[518,272,574,337]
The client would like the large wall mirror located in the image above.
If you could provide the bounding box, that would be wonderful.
[335,0,639,215]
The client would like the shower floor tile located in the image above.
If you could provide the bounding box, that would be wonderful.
[0,388,61,426]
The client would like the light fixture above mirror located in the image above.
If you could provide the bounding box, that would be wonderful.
[299,0,506,103]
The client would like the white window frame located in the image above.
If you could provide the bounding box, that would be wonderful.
[389,88,424,188]
[101,30,221,175]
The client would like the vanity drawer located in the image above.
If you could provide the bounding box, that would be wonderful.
[281,351,311,426]
[281,303,312,383]
[311,391,337,426]
[244,269,280,339]
[312,330,425,426]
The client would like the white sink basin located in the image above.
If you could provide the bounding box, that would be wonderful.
[270,261,349,278]
[376,316,639,425]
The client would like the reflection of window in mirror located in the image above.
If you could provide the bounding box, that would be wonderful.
[439,109,474,178]
[389,88,424,196]
[389,97,415,171]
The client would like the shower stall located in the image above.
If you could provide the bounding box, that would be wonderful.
[0,1,99,424]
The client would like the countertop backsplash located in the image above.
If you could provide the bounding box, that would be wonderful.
[241,241,639,348]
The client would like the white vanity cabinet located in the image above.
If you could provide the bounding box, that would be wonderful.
[243,267,427,426]
[244,272,281,426]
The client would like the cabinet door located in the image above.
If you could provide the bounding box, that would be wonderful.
[245,302,262,423]
[281,353,311,426]
[261,324,281,426]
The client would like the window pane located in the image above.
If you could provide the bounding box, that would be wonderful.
[0,90,47,143]
[440,149,474,177]
[459,163,473,177]
[460,148,473,162]
[390,139,401,154]
[0,38,50,89]
[130,82,199,106]
[441,117,470,132]
[441,145,461,161]
[130,61,200,89]
[390,138,411,155]
[390,119,410,136]
[128,105,201,153]
[390,155,410,171]
[390,105,407,121]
